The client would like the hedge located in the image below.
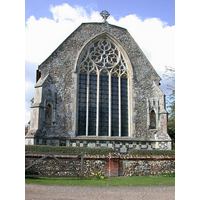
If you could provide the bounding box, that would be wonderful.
[25,145,175,156]
[25,145,114,155]
[128,149,175,156]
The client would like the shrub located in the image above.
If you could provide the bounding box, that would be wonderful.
[128,149,175,156]
[25,145,114,155]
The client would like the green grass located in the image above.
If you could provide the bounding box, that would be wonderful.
[25,176,175,187]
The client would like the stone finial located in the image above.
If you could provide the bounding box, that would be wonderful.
[100,10,110,22]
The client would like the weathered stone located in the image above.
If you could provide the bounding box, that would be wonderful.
[100,143,107,147]
[25,18,171,150]
[72,142,76,147]
[120,147,127,153]
[88,143,95,148]
[26,153,175,177]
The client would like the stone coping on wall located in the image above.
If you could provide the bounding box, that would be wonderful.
[25,152,175,160]
[74,136,172,142]
[30,136,171,142]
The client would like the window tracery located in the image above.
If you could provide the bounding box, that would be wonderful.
[78,38,129,137]
[80,38,128,76]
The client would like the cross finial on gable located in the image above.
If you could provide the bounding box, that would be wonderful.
[100,10,110,22]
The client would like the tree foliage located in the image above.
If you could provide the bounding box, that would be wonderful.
[163,66,175,144]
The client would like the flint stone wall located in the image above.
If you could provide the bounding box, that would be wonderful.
[25,153,175,177]
[26,22,171,148]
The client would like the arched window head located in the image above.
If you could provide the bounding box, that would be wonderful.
[79,38,128,76]
[150,110,156,129]
[45,103,52,125]
[77,37,129,137]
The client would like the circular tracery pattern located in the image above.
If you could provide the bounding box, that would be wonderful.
[80,39,128,77]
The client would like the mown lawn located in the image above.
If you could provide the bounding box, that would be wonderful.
[25,176,175,187]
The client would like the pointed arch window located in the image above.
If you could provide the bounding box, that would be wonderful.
[45,103,52,125]
[77,38,129,137]
[150,110,156,129]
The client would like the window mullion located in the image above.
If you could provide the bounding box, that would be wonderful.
[96,71,100,136]
[86,72,89,136]
[109,73,111,137]
[118,76,121,137]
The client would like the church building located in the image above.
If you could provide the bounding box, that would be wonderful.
[25,11,172,152]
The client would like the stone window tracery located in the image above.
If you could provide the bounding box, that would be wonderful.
[78,38,129,137]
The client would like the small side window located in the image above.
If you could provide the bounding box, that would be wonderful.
[45,103,52,125]
[150,110,156,129]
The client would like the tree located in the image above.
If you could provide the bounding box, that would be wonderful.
[167,90,175,142]
[163,66,175,146]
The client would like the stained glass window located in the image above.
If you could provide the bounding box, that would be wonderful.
[78,72,87,135]
[121,76,128,136]
[99,72,109,136]
[77,38,129,137]
[111,75,119,136]
[88,73,97,135]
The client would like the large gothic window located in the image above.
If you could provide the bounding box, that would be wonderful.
[77,38,129,137]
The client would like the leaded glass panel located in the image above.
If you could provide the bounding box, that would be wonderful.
[78,72,87,135]
[99,72,109,136]
[121,76,128,136]
[111,75,119,136]
[88,73,97,135]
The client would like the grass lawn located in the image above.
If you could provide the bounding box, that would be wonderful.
[25,176,175,187]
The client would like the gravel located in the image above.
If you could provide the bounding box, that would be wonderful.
[25,184,175,200]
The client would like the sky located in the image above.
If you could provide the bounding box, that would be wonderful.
[25,0,175,124]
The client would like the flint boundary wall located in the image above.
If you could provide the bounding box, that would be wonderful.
[25,153,175,177]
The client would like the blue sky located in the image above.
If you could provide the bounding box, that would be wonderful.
[25,0,175,26]
[25,0,175,124]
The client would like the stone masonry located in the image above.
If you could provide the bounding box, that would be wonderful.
[25,19,172,151]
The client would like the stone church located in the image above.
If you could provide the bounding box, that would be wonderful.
[25,11,172,152]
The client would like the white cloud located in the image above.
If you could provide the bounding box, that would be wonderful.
[25,3,174,74]
[25,105,31,125]
[25,81,35,91]
[25,4,102,65]
[50,3,89,22]
[25,81,35,124]
[113,15,175,76]
[25,3,175,123]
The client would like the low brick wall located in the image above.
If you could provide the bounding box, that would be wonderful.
[25,153,175,177]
